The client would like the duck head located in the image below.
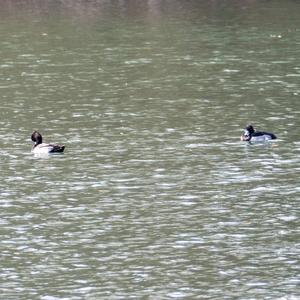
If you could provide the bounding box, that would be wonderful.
[241,125,255,141]
[31,131,43,145]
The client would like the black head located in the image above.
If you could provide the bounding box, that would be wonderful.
[245,125,255,135]
[31,131,43,145]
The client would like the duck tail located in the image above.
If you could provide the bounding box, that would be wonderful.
[50,145,65,153]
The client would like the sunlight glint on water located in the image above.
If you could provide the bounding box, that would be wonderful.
[0,1,299,299]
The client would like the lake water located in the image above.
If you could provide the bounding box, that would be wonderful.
[0,0,299,299]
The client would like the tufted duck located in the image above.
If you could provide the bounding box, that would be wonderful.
[240,125,277,142]
[31,131,65,154]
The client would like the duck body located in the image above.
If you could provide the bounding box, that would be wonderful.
[241,125,276,142]
[31,131,65,154]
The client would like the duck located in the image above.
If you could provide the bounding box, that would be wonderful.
[31,131,65,154]
[240,125,277,142]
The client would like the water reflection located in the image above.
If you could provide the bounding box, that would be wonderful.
[0,0,299,31]
[0,0,294,24]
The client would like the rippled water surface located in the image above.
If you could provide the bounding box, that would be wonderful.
[0,1,300,299]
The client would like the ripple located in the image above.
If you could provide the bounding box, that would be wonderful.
[0,3,299,299]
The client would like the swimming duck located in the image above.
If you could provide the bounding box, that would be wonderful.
[240,125,277,142]
[31,131,65,154]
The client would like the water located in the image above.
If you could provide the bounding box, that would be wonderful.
[0,1,299,299]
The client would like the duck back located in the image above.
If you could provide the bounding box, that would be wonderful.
[252,131,276,141]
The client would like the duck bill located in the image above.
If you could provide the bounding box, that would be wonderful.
[241,129,251,141]
[241,135,250,141]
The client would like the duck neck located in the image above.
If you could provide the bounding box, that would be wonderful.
[36,137,43,145]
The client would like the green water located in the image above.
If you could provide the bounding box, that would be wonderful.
[0,1,299,299]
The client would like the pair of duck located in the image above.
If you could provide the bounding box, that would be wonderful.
[31,125,276,154]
